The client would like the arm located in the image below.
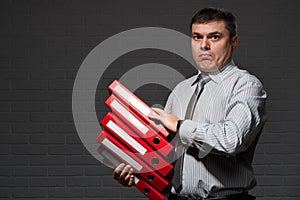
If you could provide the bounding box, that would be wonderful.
[151,78,267,155]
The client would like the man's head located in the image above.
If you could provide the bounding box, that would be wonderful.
[190,8,238,72]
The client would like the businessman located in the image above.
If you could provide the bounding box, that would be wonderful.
[114,7,266,200]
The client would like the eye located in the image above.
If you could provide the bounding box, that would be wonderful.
[210,35,220,41]
[193,35,202,40]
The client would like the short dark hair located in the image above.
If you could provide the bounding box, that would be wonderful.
[190,7,237,37]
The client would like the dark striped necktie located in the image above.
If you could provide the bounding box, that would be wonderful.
[172,74,211,193]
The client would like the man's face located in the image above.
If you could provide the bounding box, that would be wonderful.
[191,20,238,72]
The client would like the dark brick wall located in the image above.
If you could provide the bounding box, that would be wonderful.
[0,0,299,199]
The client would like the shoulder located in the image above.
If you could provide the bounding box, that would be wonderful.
[226,66,264,89]
[225,66,266,99]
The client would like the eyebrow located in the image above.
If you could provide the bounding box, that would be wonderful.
[192,31,223,36]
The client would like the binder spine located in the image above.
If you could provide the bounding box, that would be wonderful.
[96,130,169,192]
[105,95,174,157]
[108,80,170,138]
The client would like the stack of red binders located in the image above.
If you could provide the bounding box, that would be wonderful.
[96,80,174,200]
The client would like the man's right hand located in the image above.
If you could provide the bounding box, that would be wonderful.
[113,163,135,187]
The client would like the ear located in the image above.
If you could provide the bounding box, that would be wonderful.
[231,36,238,50]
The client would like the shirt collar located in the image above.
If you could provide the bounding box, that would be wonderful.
[191,60,235,85]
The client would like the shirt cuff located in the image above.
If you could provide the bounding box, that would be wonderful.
[178,120,207,146]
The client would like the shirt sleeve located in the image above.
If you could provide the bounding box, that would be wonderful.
[178,76,267,155]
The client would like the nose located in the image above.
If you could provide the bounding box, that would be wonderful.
[200,38,210,50]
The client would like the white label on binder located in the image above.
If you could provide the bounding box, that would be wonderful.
[107,120,147,155]
[111,100,149,134]
[101,148,121,166]
[114,85,151,116]
[102,138,143,171]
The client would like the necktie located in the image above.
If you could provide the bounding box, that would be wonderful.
[172,74,211,193]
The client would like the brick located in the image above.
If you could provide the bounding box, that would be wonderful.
[259,133,282,144]
[120,187,145,198]
[265,165,300,176]
[0,178,28,187]
[101,176,119,187]
[255,144,264,154]
[48,145,84,155]
[48,188,85,198]
[0,102,11,112]
[265,144,300,154]
[13,167,47,176]
[267,111,300,122]
[48,102,72,112]
[66,155,99,165]
[30,112,65,122]
[30,177,65,187]
[30,155,65,166]
[11,58,47,69]
[265,187,300,197]
[0,188,11,198]
[48,37,83,48]
[29,24,65,36]
[0,167,12,176]
[66,135,82,144]
[11,36,46,48]
[0,156,28,166]
[253,155,282,165]
[0,70,29,80]
[48,80,74,90]
[30,134,64,144]
[0,113,29,122]
[282,155,300,164]
[253,165,264,175]
[12,102,47,112]
[48,123,76,134]
[12,80,48,90]
[0,144,10,154]
[30,70,65,80]
[85,187,121,198]
[28,91,67,101]
[84,166,113,176]
[265,122,300,133]
[66,177,101,186]
[12,144,47,155]
[0,80,11,90]
[12,123,47,134]
[283,177,300,186]
[256,176,282,186]
[0,91,28,101]
[282,133,300,144]
[0,124,11,133]
[48,167,83,176]
[0,134,28,144]
[48,15,83,26]
[13,188,47,198]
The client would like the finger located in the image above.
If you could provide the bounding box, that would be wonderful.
[123,167,134,182]
[149,109,162,120]
[127,175,135,187]
[151,107,163,114]
[113,163,125,180]
[119,165,131,181]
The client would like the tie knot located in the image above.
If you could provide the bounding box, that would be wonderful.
[198,74,211,86]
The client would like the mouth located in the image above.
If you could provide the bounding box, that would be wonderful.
[199,54,212,60]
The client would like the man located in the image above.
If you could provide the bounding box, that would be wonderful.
[114,7,267,200]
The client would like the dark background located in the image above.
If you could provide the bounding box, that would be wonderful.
[0,0,300,199]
